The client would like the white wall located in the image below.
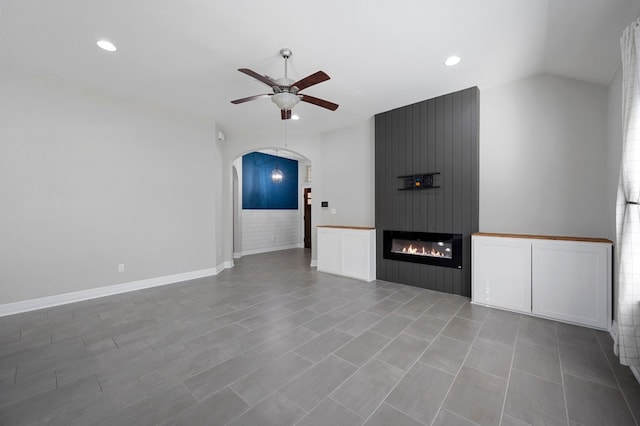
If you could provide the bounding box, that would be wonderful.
[480,74,609,238]
[320,120,375,227]
[0,69,222,305]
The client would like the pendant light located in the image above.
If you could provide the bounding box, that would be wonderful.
[272,149,283,183]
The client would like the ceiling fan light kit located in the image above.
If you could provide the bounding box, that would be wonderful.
[231,48,338,120]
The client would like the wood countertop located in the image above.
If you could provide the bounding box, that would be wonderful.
[472,232,612,244]
[317,226,376,230]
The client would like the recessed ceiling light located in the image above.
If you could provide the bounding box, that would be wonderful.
[96,40,117,52]
[445,56,461,66]
[291,114,300,120]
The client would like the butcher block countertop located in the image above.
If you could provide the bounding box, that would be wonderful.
[317,226,375,230]
[472,232,612,244]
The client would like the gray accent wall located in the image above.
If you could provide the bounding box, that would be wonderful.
[375,87,479,296]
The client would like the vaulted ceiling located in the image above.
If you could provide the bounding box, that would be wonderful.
[2,0,638,134]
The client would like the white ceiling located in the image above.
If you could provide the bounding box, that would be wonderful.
[2,0,639,135]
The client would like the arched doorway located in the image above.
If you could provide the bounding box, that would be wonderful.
[232,148,311,258]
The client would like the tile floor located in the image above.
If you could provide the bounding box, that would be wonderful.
[0,248,638,425]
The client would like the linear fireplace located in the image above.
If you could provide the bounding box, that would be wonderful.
[383,230,462,269]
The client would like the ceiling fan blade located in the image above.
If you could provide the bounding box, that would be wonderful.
[230,94,272,104]
[238,68,278,87]
[281,109,292,120]
[292,71,330,91]
[301,94,339,111]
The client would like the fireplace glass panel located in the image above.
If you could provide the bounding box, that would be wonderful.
[390,238,452,259]
[383,230,462,268]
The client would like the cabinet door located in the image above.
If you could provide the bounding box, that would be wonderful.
[317,229,341,274]
[341,232,369,280]
[532,241,610,329]
[472,236,531,313]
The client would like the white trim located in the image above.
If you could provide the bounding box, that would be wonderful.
[310,259,317,267]
[0,267,219,317]
[233,252,242,259]
[240,244,301,257]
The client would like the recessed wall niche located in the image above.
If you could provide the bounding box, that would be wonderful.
[375,87,479,296]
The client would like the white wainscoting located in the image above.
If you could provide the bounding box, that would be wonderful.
[241,210,301,255]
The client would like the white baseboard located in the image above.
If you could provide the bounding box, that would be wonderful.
[240,244,302,257]
[310,259,317,267]
[233,252,242,259]
[0,267,221,318]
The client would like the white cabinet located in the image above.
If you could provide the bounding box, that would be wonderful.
[532,240,610,329]
[472,233,612,330]
[317,226,376,282]
[472,236,531,313]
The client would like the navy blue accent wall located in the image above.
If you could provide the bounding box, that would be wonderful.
[242,152,298,209]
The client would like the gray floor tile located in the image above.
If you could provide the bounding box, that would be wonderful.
[0,375,102,425]
[308,297,349,314]
[425,301,461,321]
[441,316,482,343]
[564,373,636,426]
[294,329,354,363]
[332,359,405,418]
[335,330,391,367]
[227,392,305,426]
[0,250,636,426]
[557,323,601,352]
[464,337,512,379]
[337,299,378,316]
[367,299,403,316]
[386,362,455,425]
[253,326,317,360]
[38,382,147,426]
[183,349,267,400]
[230,351,312,406]
[98,382,196,426]
[302,310,351,334]
[375,332,430,371]
[456,302,490,323]
[478,313,519,349]
[280,355,357,412]
[393,297,432,319]
[432,409,478,426]
[559,343,617,388]
[387,290,422,304]
[0,369,56,408]
[364,402,424,426]
[403,314,448,341]
[513,340,561,383]
[297,397,363,426]
[500,414,529,426]
[443,366,507,426]
[517,316,558,349]
[504,369,567,425]
[370,313,414,339]
[419,335,470,375]
[618,373,640,424]
[335,311,384,336]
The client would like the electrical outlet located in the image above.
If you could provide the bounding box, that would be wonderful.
[118,264,125,272]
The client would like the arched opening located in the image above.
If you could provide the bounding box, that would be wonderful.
[232,147,312,259]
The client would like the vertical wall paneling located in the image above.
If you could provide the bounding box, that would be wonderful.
[375,87,479,296]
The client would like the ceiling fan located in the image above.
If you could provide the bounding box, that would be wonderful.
[231,48,339,120]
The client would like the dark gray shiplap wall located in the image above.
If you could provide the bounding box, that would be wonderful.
[375,87,479,296]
